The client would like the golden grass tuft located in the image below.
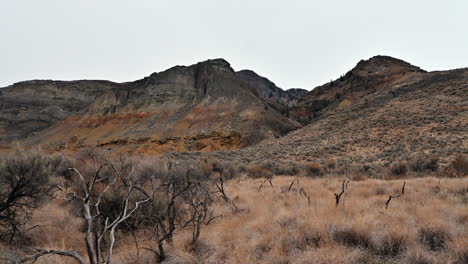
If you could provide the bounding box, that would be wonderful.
[7,176,468,264]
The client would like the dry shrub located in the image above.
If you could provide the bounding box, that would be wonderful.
[375,187,387,196]
[325,159,336,173]
[253,240,272,260]
[247,166,273,178]
[370,232,407,258]
[276,164,300,176]
[348,172,368,181]
[300,231,322,249]
[185,239,214,259]
[391,162,408,176]
[411,156,439,173]
[456,251,468,264]
[419,227,451,251]
[331,226,370,249]
[257,161,300,176]
[305,162,323,176]
[120,254,154,264]
[401,247,439,264]
[451,155,468,175]
[332,227,406,258]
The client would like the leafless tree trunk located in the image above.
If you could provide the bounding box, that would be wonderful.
[385,194,401,210]
[385,181,405,210]
[65,153,151,264]
[334,179,349,206]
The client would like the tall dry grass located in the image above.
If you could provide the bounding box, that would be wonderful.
[166,176,468,264]
[7,176,468,264]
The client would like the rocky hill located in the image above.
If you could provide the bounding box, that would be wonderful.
[0,59,306,154]
[166,56,467,171]
[0,80,120,144]
[1,55,466,168]
[225,56,467,169]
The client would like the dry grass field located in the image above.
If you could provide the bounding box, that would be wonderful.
[16,175,468,264]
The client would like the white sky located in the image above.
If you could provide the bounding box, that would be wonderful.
[1,0,467,90]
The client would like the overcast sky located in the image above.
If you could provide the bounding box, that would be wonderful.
[1,0,467,90]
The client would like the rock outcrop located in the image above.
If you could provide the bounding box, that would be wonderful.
[0,59,305,153]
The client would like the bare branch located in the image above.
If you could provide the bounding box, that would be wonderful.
[334,179,349,206]
[385,181,406,210]
[385,194,401,210]
[17,248,85,264]
[257,179,273,192]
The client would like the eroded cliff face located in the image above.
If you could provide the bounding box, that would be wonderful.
[0,80,120,143]
[1,59,304,154]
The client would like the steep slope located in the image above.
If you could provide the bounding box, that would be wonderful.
[236,70,307,109]
[0,80,120,143]
[208,56,467,169]
[289,56,426,124]
[1,59,304,154]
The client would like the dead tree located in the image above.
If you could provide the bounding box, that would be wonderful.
[257,179,273,191]
[0,151,61,242]
[182,178,218,244]
[211,161,234,203]
[209,160,243,213]
[136,160,219,263]
[385,181,406,210]
[334,179,349,206]
[65,152,151,264]
[385,194,401,210]
[287,177,301,192]
[299,187,311,206]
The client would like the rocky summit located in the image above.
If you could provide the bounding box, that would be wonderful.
[220,56,467,169]
[0,59,306,154]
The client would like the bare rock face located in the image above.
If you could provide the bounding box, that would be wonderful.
[0,80,120,143]
[236,70,307,109]
[0,59,304,153]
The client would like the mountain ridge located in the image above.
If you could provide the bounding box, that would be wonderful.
[0,58,306,154]
[1,55,466,166]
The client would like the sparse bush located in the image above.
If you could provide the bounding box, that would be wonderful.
[247,166,273,178]
[326,159,336,171]
[0,151,61,243]
[370,232,407,257]
[411,156,439,173]
[391,162,408,176]
[456,251,468,264]
[305,162,323,176]
[299,231,322,249]
[237,164,248,173]
[276,164,300,176]
[451,155,468,175]
[402,248,438,264]
[331,227,370,249]
[349,172,368,181]
[252,161,300,176]
[419,227,450,251]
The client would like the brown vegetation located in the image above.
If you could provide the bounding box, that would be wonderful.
[0,150,467,264]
